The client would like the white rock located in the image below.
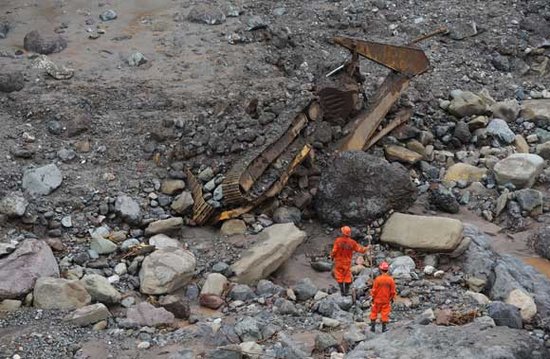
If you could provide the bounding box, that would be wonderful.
[322,317,340,328]
[423,265,436,275]
[148,234,181,250]
[505,288,537,322]
[201,273,228,296]
[139,249,196,295]
[466,291,491,305]
[493,154,544,189]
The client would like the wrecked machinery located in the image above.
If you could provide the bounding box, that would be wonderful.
[187,29,446,226]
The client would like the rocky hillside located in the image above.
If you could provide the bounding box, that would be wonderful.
[1,0,550,358]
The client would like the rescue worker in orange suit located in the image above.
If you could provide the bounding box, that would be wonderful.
[330,226,368,296]
[370,261,396,332]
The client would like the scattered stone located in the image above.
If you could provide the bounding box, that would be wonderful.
[311,261,332,272]
[273,206,302,224]
[0,71,24,93]
[449,22,478,40]
[530,226,550,260]
[381,213,464,252]
[114,195,142,225]
[0,239,59,300]
[443,163,487,184]
[127,52,147,67]
[149,234,181,250]
[199,293,224,309]
[201,273,228,296]
[514,135,529,153]
[275,298,299,315]
[0,192,28,217]
[322,317,340,328]
[188,5,226,25]
[487,301,523,329]
[22,164,62,195]
[229,284,255,301]
[505,289,537,322]
[33,277,91,310]
[31,54,74,80]
[415,308,436,325]
[315,152,416,226]
[239,342,263,359]
[23,30,67,54]
[493,154,544,189]
[235,317,262,342]
[536,141,550,159]
[491,100,520,122]
[159,294,190,319]
[515,189,543,214]
[145,217,183,236]
[315,332,339,352]
[80,274,121,304]
[125,302,175,327]
[139,248,196,294]
[390,256,416,280]
[0,299,22,312]
[66,303,110,326]
[384,145,423,164]
[293,278,318,301]
[90,237,117,255]
[171,191,194,214]
[231,223,306,284]
[486,119,515,144]
[466,291,490,305]
[448,90,489,118]
[220,219,247,236]
[521,99,550,122]
[429,187,459,214]
[100,10,118,21]
[256,279,282,297]
[467,277,487,293]
[161,179,185,195]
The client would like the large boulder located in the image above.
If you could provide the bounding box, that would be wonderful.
[0,239,60,300]
[493,154,544,189]
[231,223,306,284]
[22,164,63,195]
[24,30,67,54]
[487,301,523,329]
[124,302,175,328]
[33,277,91,310]
[66,303,111,326]
[346,322,549,358]
[139,248,196,294]
[381,213,464,252]
[315,152,416,226]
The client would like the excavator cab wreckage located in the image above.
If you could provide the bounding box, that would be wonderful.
[188,29,446,226]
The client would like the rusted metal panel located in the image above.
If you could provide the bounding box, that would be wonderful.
[364,108,413,150]
[186,168,217,225]
[332,37,430,75]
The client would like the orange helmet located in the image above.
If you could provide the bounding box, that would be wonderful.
[379,262,390,271]
[340,226,351,236]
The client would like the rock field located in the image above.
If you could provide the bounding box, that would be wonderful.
[1,0,550,358]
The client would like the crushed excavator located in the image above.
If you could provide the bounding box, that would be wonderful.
[187,29,446,226]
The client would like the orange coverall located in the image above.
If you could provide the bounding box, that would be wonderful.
[330,236,367,284]
[370,273,397,323]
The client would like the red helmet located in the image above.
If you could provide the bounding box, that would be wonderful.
[341,226,351,236]
[379,262,390,271]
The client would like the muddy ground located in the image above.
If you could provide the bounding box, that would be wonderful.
[1,0,550,358]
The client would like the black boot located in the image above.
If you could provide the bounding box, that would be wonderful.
[370,321,376,333]
[343,283,349,296]
[339,283,345,296]
[382,322,388,332]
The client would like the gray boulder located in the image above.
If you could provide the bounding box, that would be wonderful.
[80,274,121,304]
[24,30,67,54]
[229,284,255,301]
[346,322,548,358]
[0,71,24,93]
[124,302,175,328]
[139,248,196,295]
[66,303,110,326]
[114,195,142,225]
[22,164,63,195]
[293,278,318,301]
[0,239,60,300]
[0,192,28,217]
[235,317,262,342]
[493,154,544,189]
[486,119,515,144]
[448,90,489,118]
[390,256,416,280]
[33,277,91,310]
[188,5,226,25]
[530,226,550,260]
[487,301,522,329]
[273,206,302,224]
[315,152,416,226]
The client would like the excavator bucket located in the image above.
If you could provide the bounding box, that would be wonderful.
[332,37,430,75]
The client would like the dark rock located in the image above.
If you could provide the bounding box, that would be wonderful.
[487,301,522,329]
[228,284,255,301]
[0,22,8,39]
[428,186,460,214]
[530,226,550,260]
[0,71,24,93]
[256,279,282,297]
[188,5,226,25]
[310,261,332,272]
[315,332,339,352]
[346,322,548,358]
[159,295,190,319]
[24,30,67,54]
[453,121,471,144]
[315,152,416,226]
[293,278,318,301]
[234,317,262,342]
